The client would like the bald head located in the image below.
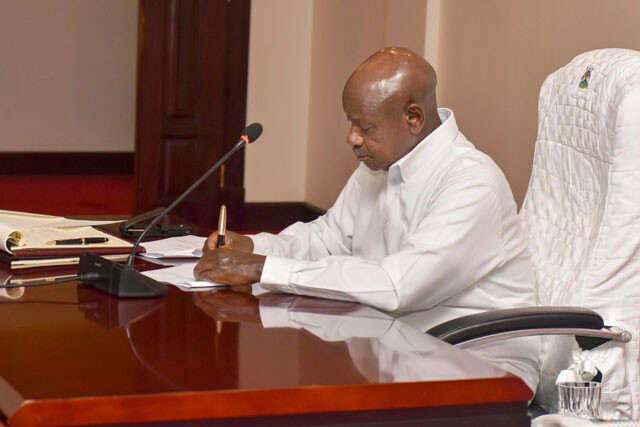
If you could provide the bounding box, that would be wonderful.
[342,47,441,171]
[345,47,438,119]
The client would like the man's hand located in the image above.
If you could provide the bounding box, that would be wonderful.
[194,248,265,287]
[193,290,261,324]
[203,230,254,253]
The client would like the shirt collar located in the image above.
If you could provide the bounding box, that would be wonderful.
[390,108,459,183]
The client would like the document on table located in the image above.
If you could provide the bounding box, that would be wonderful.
[0,209,126,253]
[0,209,122,229]
[140,235,206,259]
[142,261,227,290]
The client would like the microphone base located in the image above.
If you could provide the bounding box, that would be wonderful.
[78,254,168,298]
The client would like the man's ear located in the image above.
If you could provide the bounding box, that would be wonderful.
[405,104,425,135]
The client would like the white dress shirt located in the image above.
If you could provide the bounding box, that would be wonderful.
[250,109,536,327]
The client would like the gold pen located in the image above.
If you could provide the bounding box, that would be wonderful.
[215,204,227,335]
[216,205,227,248]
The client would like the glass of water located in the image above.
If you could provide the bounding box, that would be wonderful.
[557,381,601,419]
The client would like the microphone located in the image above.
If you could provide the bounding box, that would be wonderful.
[77,123,263,298]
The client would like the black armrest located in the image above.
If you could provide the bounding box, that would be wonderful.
[426,307,604,346]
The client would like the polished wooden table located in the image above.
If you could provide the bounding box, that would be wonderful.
[0,264,534,426]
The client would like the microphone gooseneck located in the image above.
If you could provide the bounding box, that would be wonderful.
[126,123,263,266]
[78,123,263,298]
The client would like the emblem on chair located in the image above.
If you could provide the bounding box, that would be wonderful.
[579,66,594,89]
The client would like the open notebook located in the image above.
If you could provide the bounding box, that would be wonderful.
[0,210,136,269]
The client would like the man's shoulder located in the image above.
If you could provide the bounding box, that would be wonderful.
[423,135,516,211]
[447,134,509,185]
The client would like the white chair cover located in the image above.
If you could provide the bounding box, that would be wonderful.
[520,48,640,419]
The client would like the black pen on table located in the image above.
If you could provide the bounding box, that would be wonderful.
[47,237,109,246]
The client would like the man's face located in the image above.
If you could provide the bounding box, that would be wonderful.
[342,87,412,171]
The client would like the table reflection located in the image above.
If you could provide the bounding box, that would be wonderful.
[193,288,540,393]
[0,282,540,426]
[0,282,537,415]
[1,281,539,395]
[0,286,24,300]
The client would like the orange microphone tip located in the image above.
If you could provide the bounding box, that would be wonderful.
[242,123,263,144]
[240,135,250,144]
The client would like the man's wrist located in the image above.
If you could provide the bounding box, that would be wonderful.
[259,256,296,290]
[253,256,265,282]
[247,234,266,255]
[246,235,255,252]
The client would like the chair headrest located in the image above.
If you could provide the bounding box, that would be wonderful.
[538,48,640,164]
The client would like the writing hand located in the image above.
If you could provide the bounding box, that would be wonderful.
[203,230,254,254]
[194,248,265,287]
[193,290,261,324]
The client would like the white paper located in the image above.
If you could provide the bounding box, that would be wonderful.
[142,262,227,289]
[140,235,206,259]
[140,257,197,267]
[0,209,125,253]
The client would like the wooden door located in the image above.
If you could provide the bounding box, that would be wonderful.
[134,0,250,229]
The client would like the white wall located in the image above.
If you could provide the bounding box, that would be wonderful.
[0,0,137,152]
[434,0,640,206]
[10,0,634,210]
[244,0,313,202]
[1,0,429,207]
[303,0,386,210]
[245,0,427,209]
[246,0,640,209]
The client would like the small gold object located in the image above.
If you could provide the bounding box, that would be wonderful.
[216,205,227,248]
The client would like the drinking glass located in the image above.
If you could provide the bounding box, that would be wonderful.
[557,381,601,419]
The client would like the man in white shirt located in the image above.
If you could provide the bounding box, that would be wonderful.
[194,47,536,327]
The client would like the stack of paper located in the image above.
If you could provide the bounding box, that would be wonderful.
[140,235,225,290]
[142,262,227,290]
[140,235,206,259]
